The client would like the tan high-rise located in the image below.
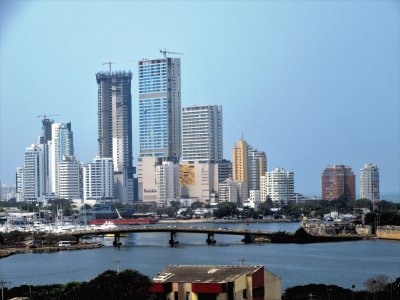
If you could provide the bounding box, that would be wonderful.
[232,139,248,183]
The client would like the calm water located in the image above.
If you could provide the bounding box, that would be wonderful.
[1,222,399,291]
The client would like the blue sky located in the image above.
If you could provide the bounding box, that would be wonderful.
[1,0,399,197]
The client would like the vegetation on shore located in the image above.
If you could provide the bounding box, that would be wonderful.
[283,275,400,300]
[4,269,153,300]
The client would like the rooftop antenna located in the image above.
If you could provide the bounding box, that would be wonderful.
[159,49,183,59]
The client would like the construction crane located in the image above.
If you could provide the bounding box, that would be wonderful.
[102,60,134,73]
[159,49,183,59]
[37,114,60,121]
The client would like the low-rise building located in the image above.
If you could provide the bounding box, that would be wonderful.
[151,265,281,300]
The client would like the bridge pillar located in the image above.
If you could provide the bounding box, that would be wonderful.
[113,233,121,247]
[243,233,255,244]
[169,231,178,247]
[206,233,216,245]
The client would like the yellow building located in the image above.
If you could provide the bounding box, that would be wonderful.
[232,139,249,184]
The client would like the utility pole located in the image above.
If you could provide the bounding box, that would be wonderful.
[114,260,120,274]
[0,280,8,300]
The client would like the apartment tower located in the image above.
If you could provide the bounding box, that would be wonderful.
[264,168,294,204]
[49,122,74,196]
[96,71,134,202]
[360,163,380,201]
[182,105,223,162]
[322,165,356,200]
[232,139,248,184]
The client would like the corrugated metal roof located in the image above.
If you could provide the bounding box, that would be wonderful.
[153,265,262,283]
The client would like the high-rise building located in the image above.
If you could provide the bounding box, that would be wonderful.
[322,165,356,200]
[182,105,222,161]
[360,163,380,201]
[232,139,248,184]
[59,156,81,200]
[23,144,46,202]
[247,148,266,191]
[232,139,266,197]
[96,71,134,202]
[49,122,74,196]
[138,57,181,158]
[16,167,24,202]
[264,168,294,204]
[82,156,114,202]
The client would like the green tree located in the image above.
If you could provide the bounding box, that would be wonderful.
[258,199,273,216]
[213,202,238,218]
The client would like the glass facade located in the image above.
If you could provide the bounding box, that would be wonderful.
[138,58,181,158]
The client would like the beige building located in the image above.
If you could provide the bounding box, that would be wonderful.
[151,265,281,300]
[137,157,158,203]
[180,161,219,204]
[232,139,267,204]
[232,139,249,184]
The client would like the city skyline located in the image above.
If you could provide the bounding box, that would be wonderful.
[1,1,399,197]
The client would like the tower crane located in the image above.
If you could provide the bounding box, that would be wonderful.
[102,60,135,73]
[159,49,183,59]
[37,114,60,121]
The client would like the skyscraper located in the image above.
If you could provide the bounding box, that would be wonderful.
[247,148,266,191]
[96,71,134,202]
[232,139,266,199]
[49,122,74,196]
[322,165,356,200]
[360,163,380,201]
[232,139,248,184]
[138,57,181,158]
[23,144,46,202]
[182,105,223,162]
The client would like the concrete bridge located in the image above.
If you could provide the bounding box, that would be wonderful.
[70,226,276,247]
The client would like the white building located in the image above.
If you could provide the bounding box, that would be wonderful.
[23,144,46,202]
[264,168,294,204]
[82,156,113,202]
[247,147,267,192]
[16,167,24,202]
[218,178,238,204]
[59,155,81,200]
[49,122,74,196]
[360,163,380,201]
[182,105,223,162]
[156,161,180,206]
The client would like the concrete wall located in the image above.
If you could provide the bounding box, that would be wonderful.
[265,270,281,300]
[376,225,400,240]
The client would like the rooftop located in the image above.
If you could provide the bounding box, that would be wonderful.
[153,265,263,283]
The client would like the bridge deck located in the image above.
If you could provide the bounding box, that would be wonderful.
[70,226,275,238]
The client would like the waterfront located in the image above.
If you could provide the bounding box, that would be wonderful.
[1,222,399,291]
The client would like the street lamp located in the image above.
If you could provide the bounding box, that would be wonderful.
[352,284,355,300]
[327,288,332,300]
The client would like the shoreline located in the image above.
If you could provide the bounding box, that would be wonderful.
[0,243,103,259]
[158,218,297,224]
